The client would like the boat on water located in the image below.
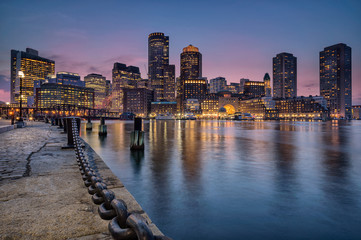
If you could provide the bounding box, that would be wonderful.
[234,112,254,120]
[155,114,176,120]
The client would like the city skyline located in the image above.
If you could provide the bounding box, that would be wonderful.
[0,0,360,104]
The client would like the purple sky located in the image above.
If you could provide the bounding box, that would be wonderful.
[0,0,360,104]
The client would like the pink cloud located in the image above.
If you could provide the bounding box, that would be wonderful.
[0,89,10,102]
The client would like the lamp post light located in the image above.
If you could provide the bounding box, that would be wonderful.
[16,71,25,128]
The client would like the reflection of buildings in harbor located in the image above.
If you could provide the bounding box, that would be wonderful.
[320,122,352,205]
[180,121,203,183]
[273,124,297,184]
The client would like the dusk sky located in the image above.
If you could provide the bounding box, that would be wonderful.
[0,0,360,104]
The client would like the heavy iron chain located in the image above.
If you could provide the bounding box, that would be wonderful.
[69,119,172,240]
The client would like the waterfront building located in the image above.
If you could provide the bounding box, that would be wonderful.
[185,99,201,113]
[201,94,220,116]
[11,48,55,105]
[84,73,107,109]
[273,52,297,98]
[183,79,208,101]
[239,78,250,94]
[35,83,94,109]
[275,96,328,119]
[150,101,177,115]
[112,63,141,112]
[263,73,272,97]
[218,91,239,115]
[352,105,361,119]
[123,88,154,117]
[210,77,227,93]
[164,64,176,101]
[148,32,170,101]
[239,97,276,119]
[244,81,265,99]
[320,43,352,119]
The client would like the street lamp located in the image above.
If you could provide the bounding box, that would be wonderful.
[16,71,25,128]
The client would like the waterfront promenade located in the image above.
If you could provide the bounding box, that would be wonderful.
[0,121,162,239]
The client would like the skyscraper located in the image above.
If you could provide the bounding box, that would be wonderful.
[11,48,55,105]
[163,64,176,101]
[263,73,272,97]
[84,73,107,109]
[180,45,202,80]
[148,32,169,101]
[273,53,297,98]
[320,43,352,119]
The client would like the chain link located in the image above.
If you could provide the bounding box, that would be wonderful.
[68,118,171,240]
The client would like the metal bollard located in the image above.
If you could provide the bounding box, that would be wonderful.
[86,117,92,131]
[98,117,107,136]
[130,117,144,150]
[62,117,81,148]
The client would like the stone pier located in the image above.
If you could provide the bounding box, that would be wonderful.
[0,121,163,239]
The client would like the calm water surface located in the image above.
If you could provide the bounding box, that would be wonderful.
[81,120,361,240]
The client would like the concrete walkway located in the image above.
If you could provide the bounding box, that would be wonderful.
[0,122,163,240]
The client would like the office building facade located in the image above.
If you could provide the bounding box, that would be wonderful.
[35,83,94,109]
[320,43,352,118]
[84,73,107,109]
[273,52,297,98]
[180,45,202,80]
[148,32,170,101]
[112,63,141,112]
[11,48,55,105]
[123,88,154,117]
[210,77,227,93]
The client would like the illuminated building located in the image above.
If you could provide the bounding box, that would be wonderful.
[201,94,219,115]
[185,99,201,113]
[84,73,107,109]
[352,105,361,119]
[320,43,352,119]
[164,64,176,101]
[105,80,112,97]
[148,32,170,101]
[112,63,141,112]
[183,79,208,100]
[35,83,94,109]
[180,45,202,80]
[218,91,239,115]
[137,79,151,89]
[239,78,250,94]
[275,96,328,119]
[123,88,154,117]
[11,48,55,105]
[239,97,276,119]
[151,101,177,115]
[263,73,271,97]
[273,52,297,98]
[209,77,226,93]
[244,81,265,99]
[228,83,240,94]
[56,72,84,87]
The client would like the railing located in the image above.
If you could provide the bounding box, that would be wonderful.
[66,118,171,240]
